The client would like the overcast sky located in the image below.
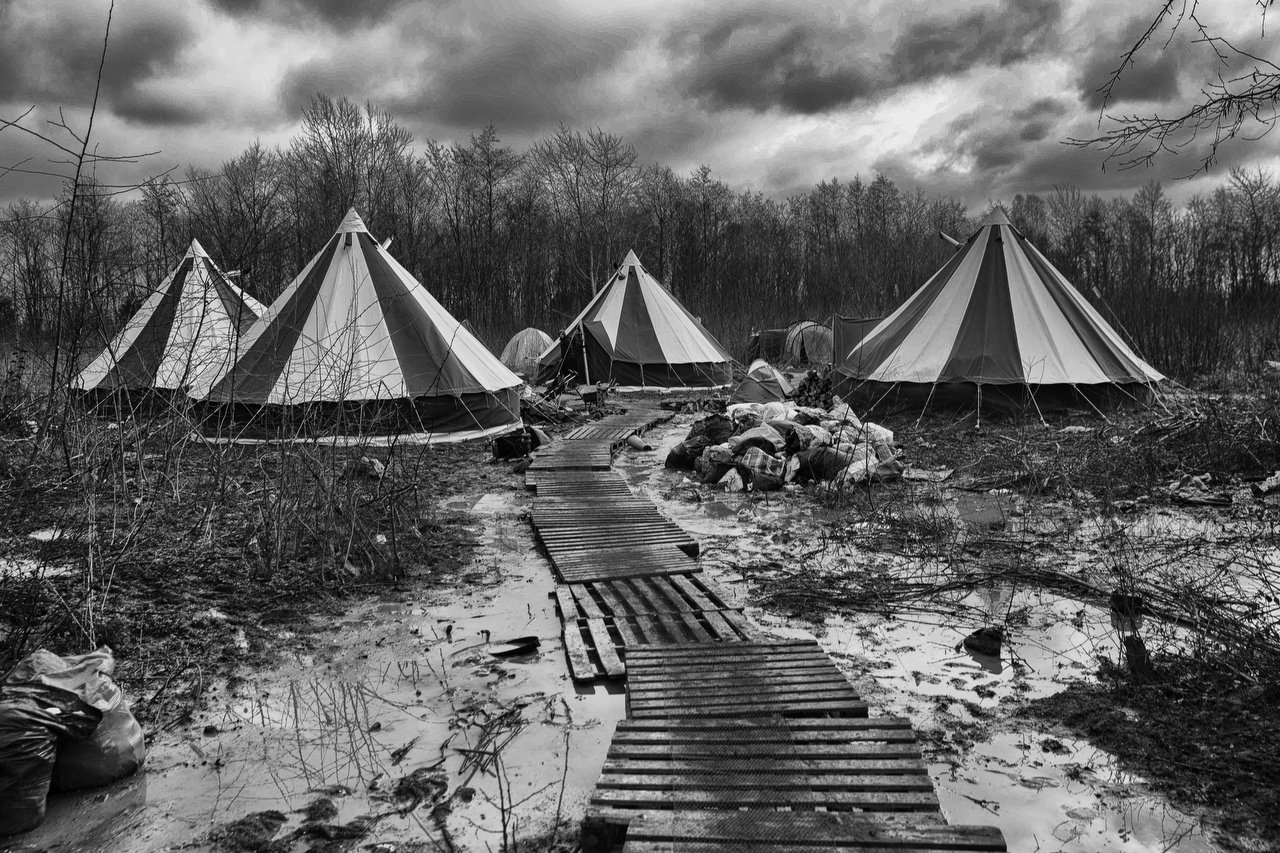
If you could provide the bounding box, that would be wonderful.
[2,0,1277,211]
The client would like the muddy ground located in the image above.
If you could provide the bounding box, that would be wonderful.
[2,391,1279,852]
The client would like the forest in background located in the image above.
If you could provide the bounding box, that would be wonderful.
[3,93,1280,386]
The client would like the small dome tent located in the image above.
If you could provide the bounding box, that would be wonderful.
[729,359,793,404]
[783,321,834,366]
[500,327,553,378]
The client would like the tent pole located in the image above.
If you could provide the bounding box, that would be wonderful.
[580,326,592,387]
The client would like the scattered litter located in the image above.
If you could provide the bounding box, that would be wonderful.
[485,636,540,657]
[903,467,954,483]
[959,626,1004,657]
[343,455,386,480]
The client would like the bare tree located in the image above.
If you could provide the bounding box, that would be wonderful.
[1072,0,1280,174]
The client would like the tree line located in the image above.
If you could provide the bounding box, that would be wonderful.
[2,94,1279,385]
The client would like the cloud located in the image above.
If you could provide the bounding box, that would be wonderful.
[672,16,874,114]
[207,0,410,28]
[887,0,1063,84]
[668,0,1066,116]
[0,2,194,106]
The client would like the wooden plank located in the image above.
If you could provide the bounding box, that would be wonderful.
[611,727,919,744]
[562,622,597,683]
[612,615,642,647]
[668,573,724,610]
[629,699,868,719]
[637,577,693,613]
[602,758,929,776]
[622,843,995,853]
[590,788,940,811]
[614,716,916,733]
[595,772,936,791]
[625,652,836,672]
[594,579,648,615]
[568,585,607,620]
[606,742,922,760]
[553,586,580,621]
[698,609,742,640]
[620,811,1005,850]
[627,687,867,711]
[630,673,860,696]
[587,617,626,679]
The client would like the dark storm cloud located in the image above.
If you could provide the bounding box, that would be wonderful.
[1012,97,1068,122]
[1075,13,1200,109]
[888,0,1062,84]
[671,0,1064,116]
[675,18,874,114]
[111,89,205,127]
[207,0,409,28]
[0,3,197,125]
[278,8,639,137]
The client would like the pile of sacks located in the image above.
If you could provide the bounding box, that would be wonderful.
[665,397,904,492]
[0,647,146,835]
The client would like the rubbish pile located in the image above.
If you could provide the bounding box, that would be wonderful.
[0,647,146,836]
[665,396,904,492]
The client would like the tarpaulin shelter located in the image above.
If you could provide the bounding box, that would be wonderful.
[831,316,883,376]
[191,209,523,441]
[500,327,553,378]
[536,250,733,390]
[729,359,793,404]
[747,328,788,363]
[834,210,1164,410]
[783,321,834,366]
[74,239,264,401]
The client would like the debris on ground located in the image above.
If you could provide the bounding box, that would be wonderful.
[667,394,905,493]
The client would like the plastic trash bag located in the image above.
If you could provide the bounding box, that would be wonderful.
[5,647,146,795]
[0,676,102,835]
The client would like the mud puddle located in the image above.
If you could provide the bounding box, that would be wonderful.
[621,413,1217,853]
[8,489,623,853]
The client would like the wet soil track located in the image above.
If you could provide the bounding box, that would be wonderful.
[525,410,1007,852]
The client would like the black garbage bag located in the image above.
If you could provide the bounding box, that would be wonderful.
[666,414,734,469]
[792,447,852,483]
[665,435,710,469]
[0,686,101,836]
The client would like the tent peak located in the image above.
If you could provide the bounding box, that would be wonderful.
[620,249,642,267]
[981,209,1013,228]
[337,208,369,234]
[187,238,210,258]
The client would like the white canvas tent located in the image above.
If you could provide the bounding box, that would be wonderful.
[191,209,523,442]
[75,239,264,395]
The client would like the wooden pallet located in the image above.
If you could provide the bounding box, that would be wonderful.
[565,424,642,442]
[536,519,699,562]
[525,470,633,496]
[527,441,615,472]
[549,545,698,583]
[553,574,757,682]
[588,810,1007,852]
[580,714,1006,852]
[624,641,868,719]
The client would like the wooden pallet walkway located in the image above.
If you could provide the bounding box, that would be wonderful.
[527,440,614,472]
[523,413,1006,852]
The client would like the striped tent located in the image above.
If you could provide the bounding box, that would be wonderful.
[191,209,522,441]
[536,250,733,390]
[835,210,1163,407]
[75,239,264,394]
